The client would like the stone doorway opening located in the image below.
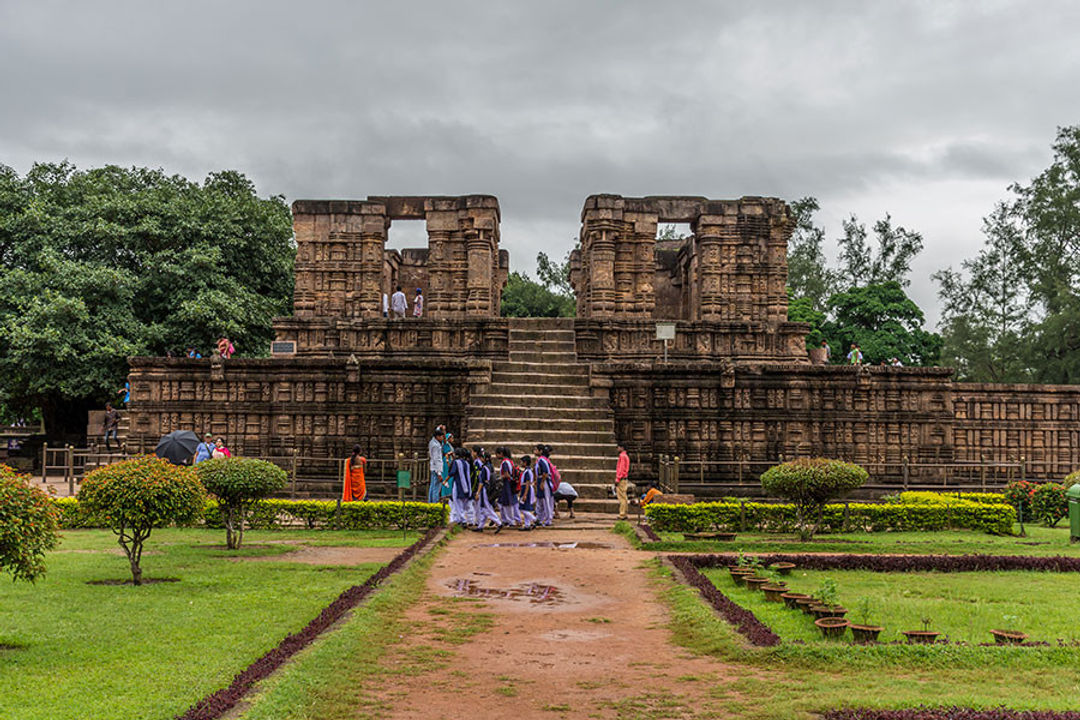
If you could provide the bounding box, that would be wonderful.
[383,219,429,315]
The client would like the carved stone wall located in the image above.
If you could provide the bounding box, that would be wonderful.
[126,356,488,470]
[291,196,504,330]
[273,318,510,359]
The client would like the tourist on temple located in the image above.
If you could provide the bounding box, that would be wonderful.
[553,478,578,519]
[471,448,502,532]
[186,346,202,359]
[614,442,630,520]
[102,403,120,451]
[641,481,664,506]
[846,343,863,365]
[342,444,367,502]
[390,285,407,319]
[447,447,473,527]
[194,432,215,463]
[427,426,446,503]
[517,454,537,530]
[820,339,831,363]
[412,287,424,318]
[217,336,235,359]
[496,446,520,527]
[534,444,555,526]
[212,437,231,458]
[117,381,130,406]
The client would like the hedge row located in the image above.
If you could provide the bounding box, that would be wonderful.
[177,525,444,720]
[644,500,1016,535]
[895,491,1008,507]
[686,553,1080,573]
[668,555,780,647]
[52,497,448,531]
[824,708,1080,720]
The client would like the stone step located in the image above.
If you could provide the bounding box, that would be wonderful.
[465,428,616,444]
[467,415,613,431]
[507,330,576,343]
[508,351,579,364]
[491,361,588,375]
[469,394,609,410]
[507,318,575,330]
[489,373,590,388]
[507,343,576,355]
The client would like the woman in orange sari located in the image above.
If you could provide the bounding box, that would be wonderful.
[342,444,367,502]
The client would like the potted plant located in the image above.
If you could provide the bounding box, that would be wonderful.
[814,616,850,639]
[810,578,847,619]
[781,591,811,609]
[849,596,883,644]
[797,596,819,614]
[745,575,770,591]
[770,561,796,575]
[760,569,788,601]
[990,615,1028,645]
[902,617,940,644]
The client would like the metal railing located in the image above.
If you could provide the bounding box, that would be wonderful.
[657,454,1028,494]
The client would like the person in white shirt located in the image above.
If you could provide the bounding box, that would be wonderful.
[390,286,407,319]
[427,427,446,503]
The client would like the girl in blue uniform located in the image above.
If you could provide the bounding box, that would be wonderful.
[497,447,520,527]
[517,454,537,530]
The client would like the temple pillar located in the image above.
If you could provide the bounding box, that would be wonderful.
[353,206,387,318]
[588,224,618,317]
[466,229,494,316]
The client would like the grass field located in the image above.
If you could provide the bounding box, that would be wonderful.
[0,528,418,720]
[645,524,1080,555]
[702,566,1080,645]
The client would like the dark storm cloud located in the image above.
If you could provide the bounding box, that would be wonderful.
[2,0,1080,320]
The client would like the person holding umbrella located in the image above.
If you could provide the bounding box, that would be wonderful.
[155,430,200,465]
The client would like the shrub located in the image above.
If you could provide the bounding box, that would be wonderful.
[644,499,1015,535]
[1003,480,1037,522]
[0,465,60,582]
[196,458,287,549]
[760,458,869,540]
[1031,482,1069,528]
[78,455,205,585]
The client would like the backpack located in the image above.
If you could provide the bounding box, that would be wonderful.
[513,465,523,493]
[548,458,562,492]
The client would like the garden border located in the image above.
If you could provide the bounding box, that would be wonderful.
[684,552,1080,573]
[175,526,447,720]
[666,554,781,647]
[823,708,1080,719]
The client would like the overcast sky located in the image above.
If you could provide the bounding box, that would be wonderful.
[3,0,1079,326]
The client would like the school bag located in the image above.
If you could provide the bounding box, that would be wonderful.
[547,458,562,492]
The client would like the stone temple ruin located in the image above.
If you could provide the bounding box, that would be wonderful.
[126,193,1080,505]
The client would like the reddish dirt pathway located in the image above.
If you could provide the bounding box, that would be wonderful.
[364,527,742,720]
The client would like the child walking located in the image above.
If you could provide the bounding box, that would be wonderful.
[497,447,520,527]
[534,444,554,527]
[448,447,473,527]
[471,448,502,533]
[518,454,537,530]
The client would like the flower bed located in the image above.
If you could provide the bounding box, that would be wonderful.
[668,555,781,647]
[176,525,445,720]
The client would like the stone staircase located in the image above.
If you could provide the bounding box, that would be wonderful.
[466,318,621,513]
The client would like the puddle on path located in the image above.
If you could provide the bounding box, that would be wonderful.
[447,578,565,604]
[473,542,612,550]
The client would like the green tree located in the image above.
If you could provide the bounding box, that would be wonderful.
[0,465,59,583]
[500,272,575,318]
[536,251,573,297]
[836,213,924,289]
[196,457,287,550]
[824,282,942,366]
[787,197,837,310]
[933,203,1032,381]
[787,294,827,347]
[77,455,205,585]
[0,163,294,437]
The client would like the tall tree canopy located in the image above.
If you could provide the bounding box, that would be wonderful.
[836,213,924,289]
[0,162,294,436]
[786,197,837,311]
[824,282,942,366]
[501,251,575,318]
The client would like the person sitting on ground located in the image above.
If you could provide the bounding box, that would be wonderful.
[553,479,578,519]
[194,433,215,463]
[641,482,664,506]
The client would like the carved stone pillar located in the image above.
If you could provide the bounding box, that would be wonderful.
[694,223,725,321]
[588,224,617,317]
[355,207,387,318]
[466,229,494,316]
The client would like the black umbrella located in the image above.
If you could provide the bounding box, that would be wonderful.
[155,430,200,465]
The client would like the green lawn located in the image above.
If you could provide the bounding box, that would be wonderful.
[647,524,1080,555]
[0,528,418,720]
[702,566,1080,645]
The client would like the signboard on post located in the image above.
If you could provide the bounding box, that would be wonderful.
[396,470,411,489]
[656,322,676,362]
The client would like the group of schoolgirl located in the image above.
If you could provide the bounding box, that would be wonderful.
[446,443,563,532]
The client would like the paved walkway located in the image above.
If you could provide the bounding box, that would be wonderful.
[362,526,741,720]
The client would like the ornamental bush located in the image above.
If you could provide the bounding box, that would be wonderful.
[1031,482,1069,528]
[78,455,205,585]
[1003,480,1037,522]
[0,465,60,582]
[195,457,286,549]
[760,458,868,540]
[205,498,448,531]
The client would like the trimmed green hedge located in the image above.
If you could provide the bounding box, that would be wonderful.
[54,498,448,531]
[644,499,1016,535]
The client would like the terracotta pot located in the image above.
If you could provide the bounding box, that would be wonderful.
[850,624,883,644]
[811,604,848,620]
[814,616,849,638]
[797,596,819,614]
[990,629,1028,645]
[781,592,810,609]
[771,562,796,575]
[731,570,753,587]
[745,576,770,591]
[762,585,788,602]
[902,630,941,644]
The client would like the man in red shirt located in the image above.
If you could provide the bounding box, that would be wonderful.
[615,443,630,520]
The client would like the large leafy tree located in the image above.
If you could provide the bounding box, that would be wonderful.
[933,203,1032,382]
[0,162,294,436]
[823,282,942,366]
[836,213,924,289]
[786,197,837,310]
[501,250,575,318]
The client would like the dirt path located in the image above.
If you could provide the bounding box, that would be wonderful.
[363,527,742,720]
